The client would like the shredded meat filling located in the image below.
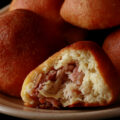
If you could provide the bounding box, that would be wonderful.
[69,66,85,85]
[31,63,85,108]
[39,97,61,108]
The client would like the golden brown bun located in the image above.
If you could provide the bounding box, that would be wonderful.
[0,9,66,97]
[21,41,120,109]
[60,0,120,29]
[103,29,120,76]
[9,0,87,44]
[10,0,64,23]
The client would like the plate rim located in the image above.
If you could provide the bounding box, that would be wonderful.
[0,97,120,120]
[0,5,9,15]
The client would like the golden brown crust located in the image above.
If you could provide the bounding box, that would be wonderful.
[103,29,120,76]
[60,0,120,29]
[0,9,66,97]
[9,0,88,44]
[21,41,120,107]
[10,0,64,23]
[0,9,48,97]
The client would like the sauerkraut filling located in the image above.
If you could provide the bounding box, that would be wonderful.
[29,63,85,108]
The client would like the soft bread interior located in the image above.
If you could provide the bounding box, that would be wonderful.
[21,49,112,107]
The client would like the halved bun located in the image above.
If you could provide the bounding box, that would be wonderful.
[21,41,120,108]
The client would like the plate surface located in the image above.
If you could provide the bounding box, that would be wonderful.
[0,93,120,120]
[0,5,120,120]
[0,5,9,15]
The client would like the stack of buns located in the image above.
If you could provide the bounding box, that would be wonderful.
[0,0,119,109]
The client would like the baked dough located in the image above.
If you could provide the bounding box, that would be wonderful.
[0,9,66,97]
[21,41,120,108]
[60,0,120,29]
[103,29,120,76]
[10,0,64,23]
